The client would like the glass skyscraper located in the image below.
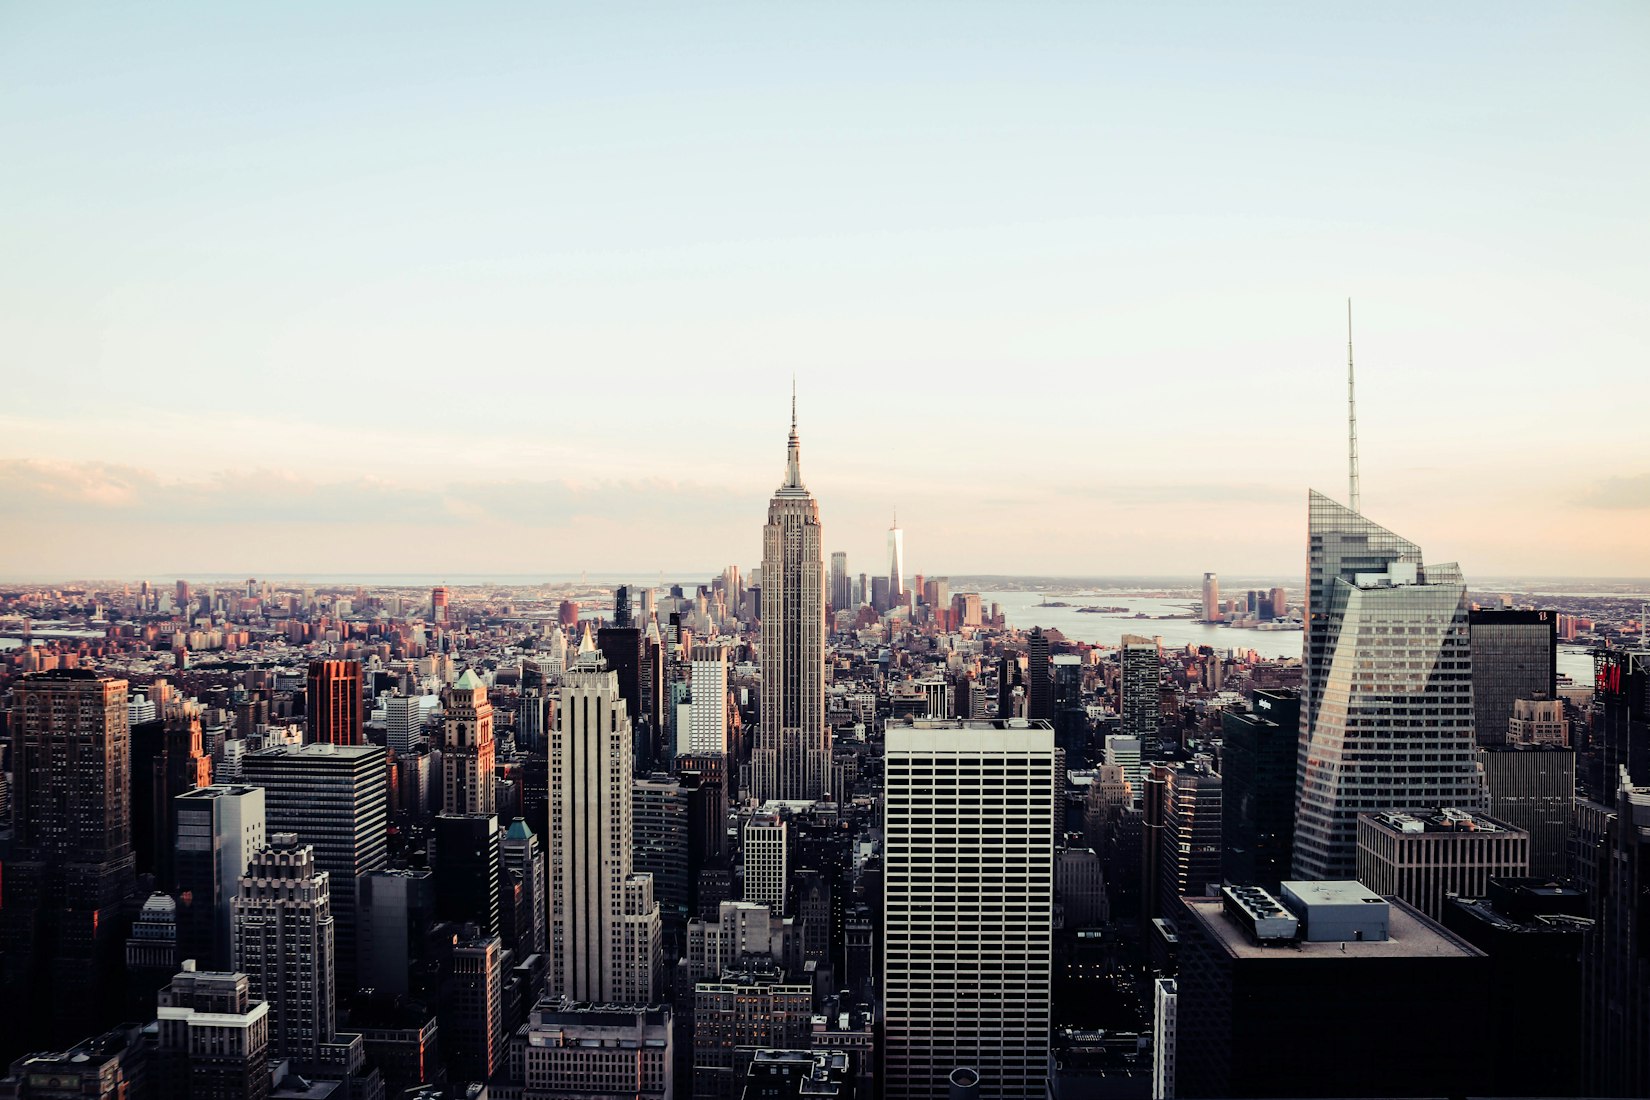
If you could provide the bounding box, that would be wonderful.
[1294,491,1486,880]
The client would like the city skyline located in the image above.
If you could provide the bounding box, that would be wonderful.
[3,4,1647,579]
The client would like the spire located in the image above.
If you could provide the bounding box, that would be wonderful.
[783,382,804,489]
[1347,298,1360,515]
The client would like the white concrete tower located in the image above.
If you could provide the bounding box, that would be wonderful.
[548,647,660,1003]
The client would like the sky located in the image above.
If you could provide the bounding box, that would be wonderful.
[2,2,1647,581]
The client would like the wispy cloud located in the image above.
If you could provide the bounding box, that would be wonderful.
[1579,473,1650,511]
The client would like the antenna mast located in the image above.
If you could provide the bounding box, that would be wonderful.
[1347,298,1360,514]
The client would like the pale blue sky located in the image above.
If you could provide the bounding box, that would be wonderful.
[2,2,1646,578]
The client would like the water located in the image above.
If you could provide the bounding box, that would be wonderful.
[987,588,1600,682]
[988,589,1301,657]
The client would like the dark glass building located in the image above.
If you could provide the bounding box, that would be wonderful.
[1480,742,1575,878]
[1220,690,1298,890]
[1593,648,1649,796]
[1441,879,1590,1098]
[1175,883,1491,1099]
[1468,609,1557,746]
[1026,627,1053,722]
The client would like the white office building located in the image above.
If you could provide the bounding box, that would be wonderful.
[883,720,1055,1100]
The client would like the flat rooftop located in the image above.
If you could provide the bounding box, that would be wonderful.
[1181,895,1481,961]
[890,720,1054,752]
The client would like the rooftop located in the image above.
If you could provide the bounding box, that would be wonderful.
[1364,808,1520,835]
[1182,893,1481,961]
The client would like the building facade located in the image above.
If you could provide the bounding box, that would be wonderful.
[1355,809,1529,921]
[306,659,363,746]
[1294,492,1486,880]
[175,784,267,972]
[231,834,336,1068]
[441,668,496,816]
[754,403,831,802]
[241,742,387,993]
[548,649,660,1003]
[1468,609,1557,747]
[883,721,1055,1100]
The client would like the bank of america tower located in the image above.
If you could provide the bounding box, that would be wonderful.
[1293,491,1487,879]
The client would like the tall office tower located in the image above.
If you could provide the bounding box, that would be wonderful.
[0,670,137,1048]
[241,743,388,992]
[1583,770,1650,1097]
[1201,573,1220,622]
[441,669,496,815]
[1269,586,1288,619]
[433,812,500,935]
[1442,880,1591,1100]
[1051,655,1086,766]
[232,834,336,1068]
[1355,808,1529,921]
[385,694,427,756]
[1219,691,1298,889]
[446,930,504,1084]
[997,650,1025,718]
[1143,762,1224,926]
[829,552,849,611]
[685,645,730,756]
[153,700,214,889]
[597,625,648,770]
[678,761,729,918]
[499,822,547,959]
[357,868,434,996]
[1294,492,1486,880]
[1469,609,1558,746]
[1119,636,1160,747]
[1175,883,1490,1099]
[743,811,789,916]
[632,776,691,945]
[613,584,633,629]
[887,513,905,601]
[1152,977,1178,1100]
[1480,743,1575,877]
[753,401,830,803]
[1025,628,1053,722]
[1592,649,1649,797]
[431,585,449,623]
[307,659,363,746]
[884,721,1056,1100]
[126,893,182,1016]
[1103,735,1145,801]
[176,785,267,971]
[548,648,661,1003]
[155,964,272,1100]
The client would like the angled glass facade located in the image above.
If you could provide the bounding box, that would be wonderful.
[1294,492,1486,880]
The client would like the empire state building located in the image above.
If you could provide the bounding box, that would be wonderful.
[753,399,830,802]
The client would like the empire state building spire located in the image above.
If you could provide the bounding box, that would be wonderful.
[783,377,804,490]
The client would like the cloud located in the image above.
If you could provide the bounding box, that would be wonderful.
[1579,473,1650,510]
[0,459,750,529]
